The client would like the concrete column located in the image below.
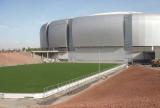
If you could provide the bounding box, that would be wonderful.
[47,52,49,59]
[42,53,43,59]
[155,50,160,59]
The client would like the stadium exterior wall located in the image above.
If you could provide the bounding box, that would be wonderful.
[72,14,124,47]
[68,47,127,63]
[48,20,68,48]
[40,23,49,49]
[132,14,160,46]
[40,12,160,62]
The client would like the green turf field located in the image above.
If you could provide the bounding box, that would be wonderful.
[0,63,118,93]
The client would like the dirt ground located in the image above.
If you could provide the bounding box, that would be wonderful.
[0,52,41,66]
[47,65,160,108]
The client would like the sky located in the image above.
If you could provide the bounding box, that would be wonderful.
[0,0,160,49]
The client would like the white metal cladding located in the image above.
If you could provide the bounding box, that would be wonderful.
[40,23,48,48]
[124,14,132,50]
[48,20,68,48]
[68,47,126,63]
[132,14,160,46]
[72,14,125,47]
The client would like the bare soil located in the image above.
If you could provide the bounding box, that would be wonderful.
[48,65,160,108]
[0,52,41,66]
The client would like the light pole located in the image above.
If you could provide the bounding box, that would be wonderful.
[98,47,100,73]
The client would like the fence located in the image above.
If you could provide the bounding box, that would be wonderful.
[43,71,100,98]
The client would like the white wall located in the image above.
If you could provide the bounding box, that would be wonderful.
[68,47,127,63]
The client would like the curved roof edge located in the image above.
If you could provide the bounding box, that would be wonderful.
[89,11,143,16]
[42,12,160,25]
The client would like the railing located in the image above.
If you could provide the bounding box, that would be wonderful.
[42,66,117,98]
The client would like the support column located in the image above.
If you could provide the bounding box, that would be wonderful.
[47,52,49,59]
[42,53,44,59]
[155,50,160,59]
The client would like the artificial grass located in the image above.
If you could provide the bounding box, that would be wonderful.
[0,63,118,93]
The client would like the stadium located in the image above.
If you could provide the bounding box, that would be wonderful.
[0,12,160,108]
[40,12,160,64]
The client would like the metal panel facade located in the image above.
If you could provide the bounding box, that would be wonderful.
[132,14,160,46]
[68,47,126,63]
[124,14,132,50]
[68,19,74,51]
[72,14,124,47]
[40,13,160,50]
[48,20,68,48]
[40,23,48,48]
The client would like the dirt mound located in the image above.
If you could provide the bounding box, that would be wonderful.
[49,66,160,108]
[0,52,41,66]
